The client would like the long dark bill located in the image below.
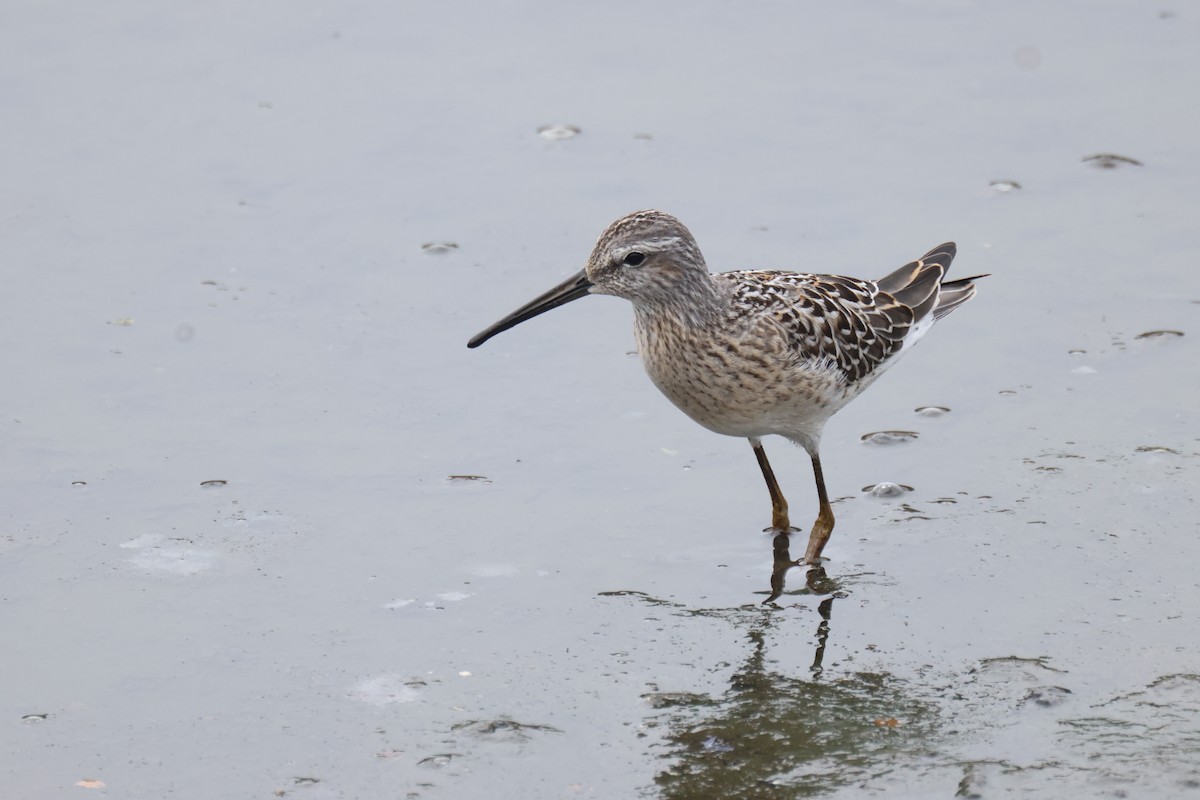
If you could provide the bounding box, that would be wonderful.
[467,269,593,348]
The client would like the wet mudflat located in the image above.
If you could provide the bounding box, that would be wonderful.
[3,2,1200,798]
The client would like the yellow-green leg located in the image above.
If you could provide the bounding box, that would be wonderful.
[802,453,835,564]
[751,439,791,531]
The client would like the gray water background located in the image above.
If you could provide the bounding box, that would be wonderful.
[3,2,1199,798]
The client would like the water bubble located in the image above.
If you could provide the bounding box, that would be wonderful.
[22,713,49,723]
[914,406,950,417]
[862,482,912,498]
[998,389,1017,396]
[1136,445,1179,455]
[1135,330,1184,340]
[421,241,459,254]
[537,124,580,140]
[1067,349,1087,356]
[1082,153,1143,169]
[199,479,227,488]
[989,179,1022,192]
[860,430,919,445]
[71,480,87,486]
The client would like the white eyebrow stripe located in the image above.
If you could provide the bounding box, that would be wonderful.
[637,236,683,251]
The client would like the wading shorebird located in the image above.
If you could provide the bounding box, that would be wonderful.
[468,210,982,564]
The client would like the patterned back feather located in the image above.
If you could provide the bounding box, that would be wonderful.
[718,242,970,384]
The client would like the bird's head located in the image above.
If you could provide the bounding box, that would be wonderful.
[467,210,710,348]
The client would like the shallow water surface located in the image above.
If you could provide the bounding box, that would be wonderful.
[3,2,1200,798]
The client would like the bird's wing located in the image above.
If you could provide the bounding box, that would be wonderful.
[718,270,920,384]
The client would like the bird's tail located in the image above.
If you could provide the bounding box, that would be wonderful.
[877,240,987,324]
[876,242,958,323]
[933,274,988,321]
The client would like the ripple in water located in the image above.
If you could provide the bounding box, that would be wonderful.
[447,474,492,484]
[1082,153,1142,169]
[861,430,919,445]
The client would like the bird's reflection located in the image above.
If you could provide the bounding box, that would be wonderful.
[606,533,932,798]
[760,531,838,674]
[648,607,930,799]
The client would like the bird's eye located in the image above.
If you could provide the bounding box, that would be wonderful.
[622,251,646,267]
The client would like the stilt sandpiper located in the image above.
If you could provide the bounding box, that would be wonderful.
[468,210,983,564]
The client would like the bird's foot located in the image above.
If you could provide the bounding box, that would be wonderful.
[802,509,835,564]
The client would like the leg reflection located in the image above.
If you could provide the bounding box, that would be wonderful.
[764,531,801,605]
[760,531,838,676]
[764,533,837,604]
[811,597,834,676]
